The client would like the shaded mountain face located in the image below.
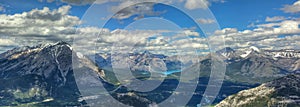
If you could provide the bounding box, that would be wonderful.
[0,42,73,87]
[213,47,300,84]
[96,46,300,81]
[93,47,300,92]
[0,42,104,106]
[95,51,181,79]
[0,42,185,107]
[265,49,300,59]
[216,47,237,60]
[96,51,178,69]
[91,46,300,106]
[1,43,299,106]
[218,46,300,61]
[216,73,300,107]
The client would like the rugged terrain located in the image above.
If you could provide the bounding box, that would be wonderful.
[216,73,300,107]
[1,42,300,106]
[0,42,104,106]
[217,47,300,84]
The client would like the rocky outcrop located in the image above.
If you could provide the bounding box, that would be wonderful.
[216,74,300,107]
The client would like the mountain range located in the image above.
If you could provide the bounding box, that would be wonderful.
[216,46,300,84]
[0,42,105,106]
[0,42,299,106]
[216,73,300,107]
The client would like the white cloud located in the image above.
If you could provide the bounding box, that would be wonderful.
[281,0,300,13]
[0,6,4,12]
[214,28,238,35]
[108,0,184,20]
[183,30,200,36]
[112,2,164,20]
[0,4,209,55]
[96,29,208,55]
[0,5,80,35]
[0,38,16,46]
[54,0,216,13]
[211,0,226,3]
[197,18,216,24]
[0,37,18,52]
[213,19,300,50]
[0,5,81,52]
[39,0,111,5]
[99,29,166,45]
[57,0,174,6]
[45,0,221,21]
[0,0,223,55]
[247,22,255,28]
[184,0,210,10]
[265,16,286,22]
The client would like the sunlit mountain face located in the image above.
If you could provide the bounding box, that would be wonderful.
[0,0,300,107]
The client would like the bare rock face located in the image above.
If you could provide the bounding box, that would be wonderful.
[213,47,300,84]
[216,74,300,107]
[0,42,156,107]
[0,42,104,106]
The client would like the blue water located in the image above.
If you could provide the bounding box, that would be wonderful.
[139,70,182,75]
[162,70,181,75]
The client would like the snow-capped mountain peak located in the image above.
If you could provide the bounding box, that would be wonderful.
[240,50,252,58]
[214,46,300,60]
[216,47,236,58]
[265,49,300,58]
[0,41,102,87]
[240,46,261,58]
[250,46,260,52]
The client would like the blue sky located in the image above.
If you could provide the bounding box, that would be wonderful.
[0,0,300,54]
[0,0,90,18]
[210,0,299,30]
[1,0,298,30]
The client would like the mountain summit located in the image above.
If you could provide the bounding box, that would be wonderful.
[216,73,300,107]
[216,47,236,58]
[0,42,104,106]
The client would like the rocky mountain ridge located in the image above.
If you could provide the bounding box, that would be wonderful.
[219,46,300,60]
[214,47,300,84]
[0,41,104,106]
[1,42,300,106]
[216,73,300,107]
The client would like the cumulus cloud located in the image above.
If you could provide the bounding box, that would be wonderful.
[38,0,112,5]
[197,18,216,24]
[265,16,286,22]
[0,4,209,55]
[94,29,208,55]
[60,0,102,5]
[0,6,4,12]
[214,28,238,35]
[0,38,17,52]
[183,30,200,36]
[48,0,220,20]
[247,22,256,28]
[212,19,300,50]
[112,2,165,20]
[184,0,210,10]
[0,5,82,52]
[281,0,300,13]
[108,0,186,20]
[0,0,223,55]
[0,5,80,36]
[69,25,211,55]
[52,0,173,6]
[0,38,16,46]
[38,0,224,23]
[56,0,220,10]
[211,0,226,3]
